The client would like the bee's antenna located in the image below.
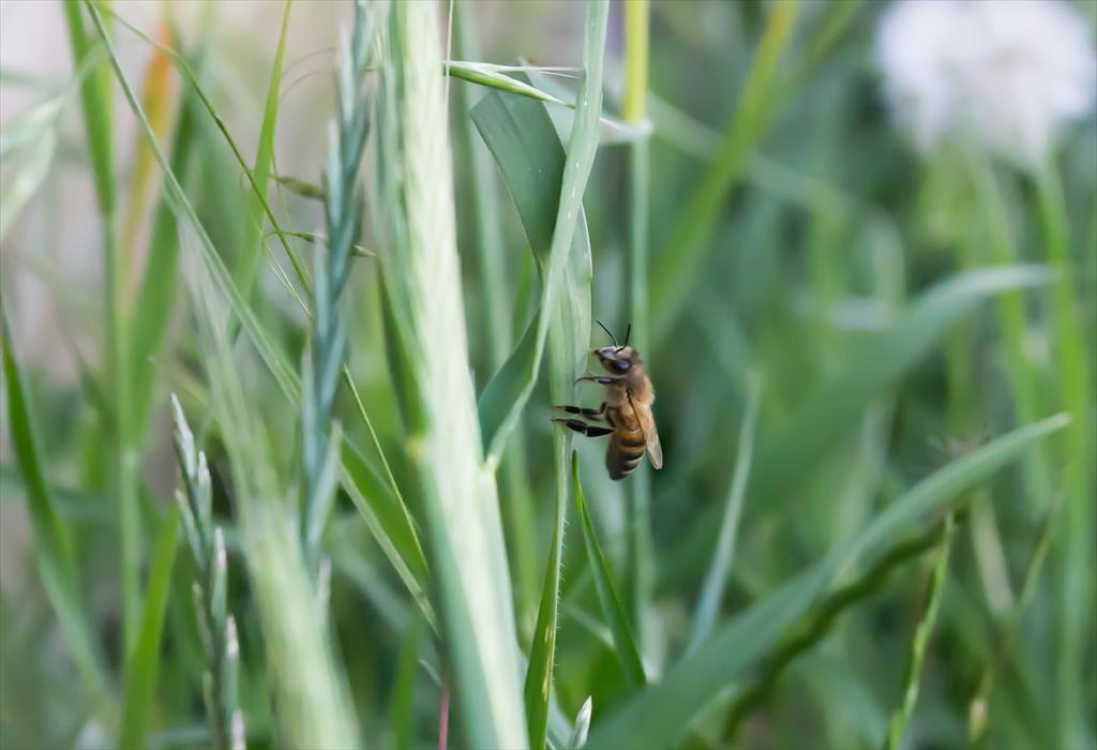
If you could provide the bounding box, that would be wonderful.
[620,323,631,350]
[596,320,618,347]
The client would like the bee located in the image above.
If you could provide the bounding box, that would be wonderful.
[553,321,663,480]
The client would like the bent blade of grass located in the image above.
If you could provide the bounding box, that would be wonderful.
[688,371,762,652]
[574,454,647,689]
[1,311,105,695]
[669,266,1055,578]
[650,0,799,344]
[587,413,1070,750]
[120,508,180,750]
[87,2,426,628]
[883,515,954,750]
[474,0,608,468]
[447,61,568,107]
[102,6,308,294]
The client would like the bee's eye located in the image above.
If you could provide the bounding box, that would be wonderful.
[612,359,631,373]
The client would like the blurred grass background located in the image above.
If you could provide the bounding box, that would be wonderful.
[0,1,1094,749]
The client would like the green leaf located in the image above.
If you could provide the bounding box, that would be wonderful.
[447,60,569,107]
[1,311,105,695]
[63,0,115,215]
[586,413,1070,750]
[688,371,762,651]
[472,0,607,468]
[668,266,1055,583]
[525,448,568,749]
[234,0,292,299]
[120,509,181,750]
[574,454,647,689]
[649,0,799,343]
[129,85,200,440]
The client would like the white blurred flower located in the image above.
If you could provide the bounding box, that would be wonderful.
[876,0,1097,169]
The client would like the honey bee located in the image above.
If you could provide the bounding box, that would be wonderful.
[553,322,663,480]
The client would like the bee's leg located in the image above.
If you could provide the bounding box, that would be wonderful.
[551,418,614,438]
[576,375,623,386]
[553,402,607,421]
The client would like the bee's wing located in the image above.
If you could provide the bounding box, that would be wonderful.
[629,393,663,470]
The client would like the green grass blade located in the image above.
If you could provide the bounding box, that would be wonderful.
[447,61,568,107]
[524,453,567,749]
[587,413,1070,750]
[129,85,199,440]
[62,0,115,216]
[687,371,762,652]
[1,312,105,695]
[233,0,291,300]
[86,1,426,628]
[102,6,308,295]
[574,454,647,690]
[473,0,608,468]
[668,266,1054,580]
[120,509,180,750]
[650,0,799,343]
[883,515,954,750]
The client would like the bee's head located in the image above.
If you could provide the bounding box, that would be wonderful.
[594,345,639,374]
[592,321,638,374]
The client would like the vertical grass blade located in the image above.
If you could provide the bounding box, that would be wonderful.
[883,515,954,750]
[120,509,180,750]
[587,414,1069,750]
[1,312,104,695]
[69,0,141,656]
[688,371,762,652]
[574,454,647,689]
[374,2,528,745]
[622,0,654,653]
[233,0,292,301]
[1035,164,1094,750]
[650,0,799,343]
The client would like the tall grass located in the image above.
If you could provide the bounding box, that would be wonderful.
[1,2,1094,749]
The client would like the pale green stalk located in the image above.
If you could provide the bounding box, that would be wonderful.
[972,161,1055,502]
[66,0,141,656]
[1035,163,1094,750]
[375,2,527,745]
[623,0,654,649]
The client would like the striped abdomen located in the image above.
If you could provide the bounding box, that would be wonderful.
[606,407,646,480]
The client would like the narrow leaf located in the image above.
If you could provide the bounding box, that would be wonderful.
[587,413,1070,749]
[120,509,181,750]
[574,453,647,689]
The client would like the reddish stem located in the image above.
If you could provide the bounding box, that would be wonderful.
[439,681,450,750]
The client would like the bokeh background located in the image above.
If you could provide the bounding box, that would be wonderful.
[1,1,1095,749]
